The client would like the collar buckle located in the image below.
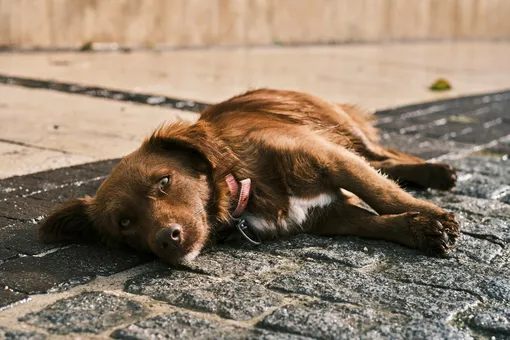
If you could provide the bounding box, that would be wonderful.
[234,218,262,245]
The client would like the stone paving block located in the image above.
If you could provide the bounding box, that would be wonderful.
[379,132,473,160]
[381,256,510,302]
[20,291,146,335]
[125,269,283,320]
[427,192,510,219]
[456,213,510,244]
[269,262,479,319]
[249,234,386,268]
[0,246,18,262]
[450,122,510,145]
[453,173,510,203]
[256,234,426,267]
[259,300,409,340]
[0,216,16,230]
[484,139,510,156]
[363,319,473,340]
[110,311,305,340]
[109,311,232,340]
[29,178,103,203]
[0,197,58,221]
[450,155,510,181]
[174,280,283,321]
[0,159,116,200]
[125,269,220,301]
[183,247,298,279]
[0,288,29,311]
[453,234,503,264]
[0,244,151,295]
[273,238,394,269]
[0,220,59,255]
[448,155,510,204]
[376,104,488,133]
[0,327,46,340]
[459,304,510,337]
[0,174,51,200]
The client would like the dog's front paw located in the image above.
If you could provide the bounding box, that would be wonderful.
[428,163,457,190]
[408,211,460,256]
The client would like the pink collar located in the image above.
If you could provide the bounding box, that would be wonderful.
[225,173,251,217]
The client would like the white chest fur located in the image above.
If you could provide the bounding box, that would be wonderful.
[244,193,336,235]
[287,193,335,225]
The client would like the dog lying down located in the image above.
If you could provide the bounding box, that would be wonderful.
[38,89,460,265]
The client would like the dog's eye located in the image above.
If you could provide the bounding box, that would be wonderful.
[158,176,171,189]
[119,218,131,229]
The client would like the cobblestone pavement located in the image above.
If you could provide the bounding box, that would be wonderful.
[0,90,509,339]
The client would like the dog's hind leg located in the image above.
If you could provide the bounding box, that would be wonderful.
[309,192,452,255]
[332,104,457,190]
[310,142,460,253]
[363,146,457,190]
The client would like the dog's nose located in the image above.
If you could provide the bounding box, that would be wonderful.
[156,223,182,249]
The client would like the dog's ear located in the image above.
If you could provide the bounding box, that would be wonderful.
[38,197,97,244]
[148,121,237,173]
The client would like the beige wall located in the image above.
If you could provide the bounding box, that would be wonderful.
[1,0,509,49]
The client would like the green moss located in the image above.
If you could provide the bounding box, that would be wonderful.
[429,78,452,91]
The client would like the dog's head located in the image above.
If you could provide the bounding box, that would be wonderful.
[38,122,234,265]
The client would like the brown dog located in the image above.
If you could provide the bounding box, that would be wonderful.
[38,89,460,264]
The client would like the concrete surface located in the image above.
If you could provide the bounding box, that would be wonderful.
[1,43,510,109]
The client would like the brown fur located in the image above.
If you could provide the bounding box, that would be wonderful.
[38,89,460,264]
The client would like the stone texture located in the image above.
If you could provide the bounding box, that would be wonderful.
[125,269,283,320]
[182,246,298,279]
[111,311,305,340]
[381,257,510,302]
[174,280,283,320]
[0,288,29,311]
[0,197,57,221]
[363,319,473,340]
[259,300,408,339]
[427,192,510,219]
[0,328,46,340]
[460,304,510,337]
[453,234,503,264]
[269,262,479,319]
[0,245,18,262]
[0,220,56,255]
[453,173,510,203]
[0,159,117,200]
[449,155,510,179]
[257,234,384,268]
[20,292,146,335]
[455,206,510,245]
[260,301,473,340]
[379,132,473,160]
[29,178,103,203]
[0,244,151,294]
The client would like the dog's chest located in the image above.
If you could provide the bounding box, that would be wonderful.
[244,193,335,235]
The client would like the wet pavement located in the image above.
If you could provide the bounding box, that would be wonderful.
[0,85,509,339]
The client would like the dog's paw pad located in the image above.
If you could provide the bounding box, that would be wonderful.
[409,212,460,256]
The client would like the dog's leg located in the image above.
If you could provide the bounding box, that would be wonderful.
[315,144,459,247]
[309,194,452,255]
[368,148,457,190]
